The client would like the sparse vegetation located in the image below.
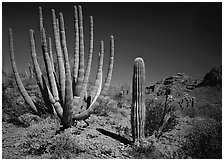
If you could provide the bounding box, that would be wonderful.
[2,63,222,159]
[2,4,221,159]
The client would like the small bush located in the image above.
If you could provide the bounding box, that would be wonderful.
[185,86,222,122]
[127,141,155,159]
[183,102,222,122]
[16,117,83,159]
[2,72,43,124]
[2,88,31,124]
[179,117,222,159]
[49,129,83,159]
[93,100,118,117]
[17,113,43,127]
[17,117,60,156]
[145,98,177,137]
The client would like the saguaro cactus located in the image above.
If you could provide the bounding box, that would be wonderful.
[9,5,115,128]
[131,57,146,146]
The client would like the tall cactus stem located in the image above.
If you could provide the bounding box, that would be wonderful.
[75,5,85,96]
[90,41,104,101]
[73,6,79,84]
[8,28,38,113]
[30,30,61,114]
[38,6,44,43]
[41,28,59,102]
[131,57,146,146]
[52,9,65,105]
[100,35,114,96]
[79,16,94,101]
[59,12,73,104]
[48,37,55,71]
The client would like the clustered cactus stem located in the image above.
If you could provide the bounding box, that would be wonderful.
[131,57,146,146]
[8,5,115,128]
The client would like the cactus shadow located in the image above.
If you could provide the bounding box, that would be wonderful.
[96,128,133,145]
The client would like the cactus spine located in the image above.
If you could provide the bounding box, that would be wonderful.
[9,5,115,128]
[131,57,146,146]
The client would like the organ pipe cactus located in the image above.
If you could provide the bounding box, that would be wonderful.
[8,5,115,128]
[131,57,146,146]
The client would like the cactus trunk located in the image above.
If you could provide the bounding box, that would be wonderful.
[131,57,146,146]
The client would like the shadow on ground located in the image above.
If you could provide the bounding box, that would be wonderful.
[96,128,132,145]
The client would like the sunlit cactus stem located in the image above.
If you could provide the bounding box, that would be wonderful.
[131,57,146,146]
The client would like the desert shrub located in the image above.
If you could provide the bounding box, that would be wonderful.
[111,91,123,100]
[183,102,222,122]
[2,72,15,94]
[93,99,118,117]
[2,71,51,125]
[17,117,60,156]
[127,141,156,159]
[2,86,32,124]
[112,90,132,106]
[48,129,83,159]
[179,117,222,159]
[184,86,222,122]
[8,116,83,159]
[145,98,177,137]
[23,77,37,88]
[2,73,33,120]
[145,99,164,136]
[17,113,43,127]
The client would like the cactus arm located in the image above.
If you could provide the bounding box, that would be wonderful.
[75,42,104,117]
[41,28,60,102]
[73,6,79,84]
[73,69,102,120]
[74,5,85,96]
[30,29,53,114]
[52,9,65,105]
[72,41,103,119]
[100,35,114,96]
[30,30,63,117]
[48,37,55,72]
[88,68,102,108]
[38,7,44,43]
[79,16,94,100]
[131,57,146,146]
[8,28,38,113]
[90,41,104,101]
[59,12,73,103]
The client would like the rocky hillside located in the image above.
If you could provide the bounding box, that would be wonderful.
[146,65,221,97]
[146,73,200,97]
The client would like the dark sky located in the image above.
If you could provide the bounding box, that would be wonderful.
[2,2,222,87]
